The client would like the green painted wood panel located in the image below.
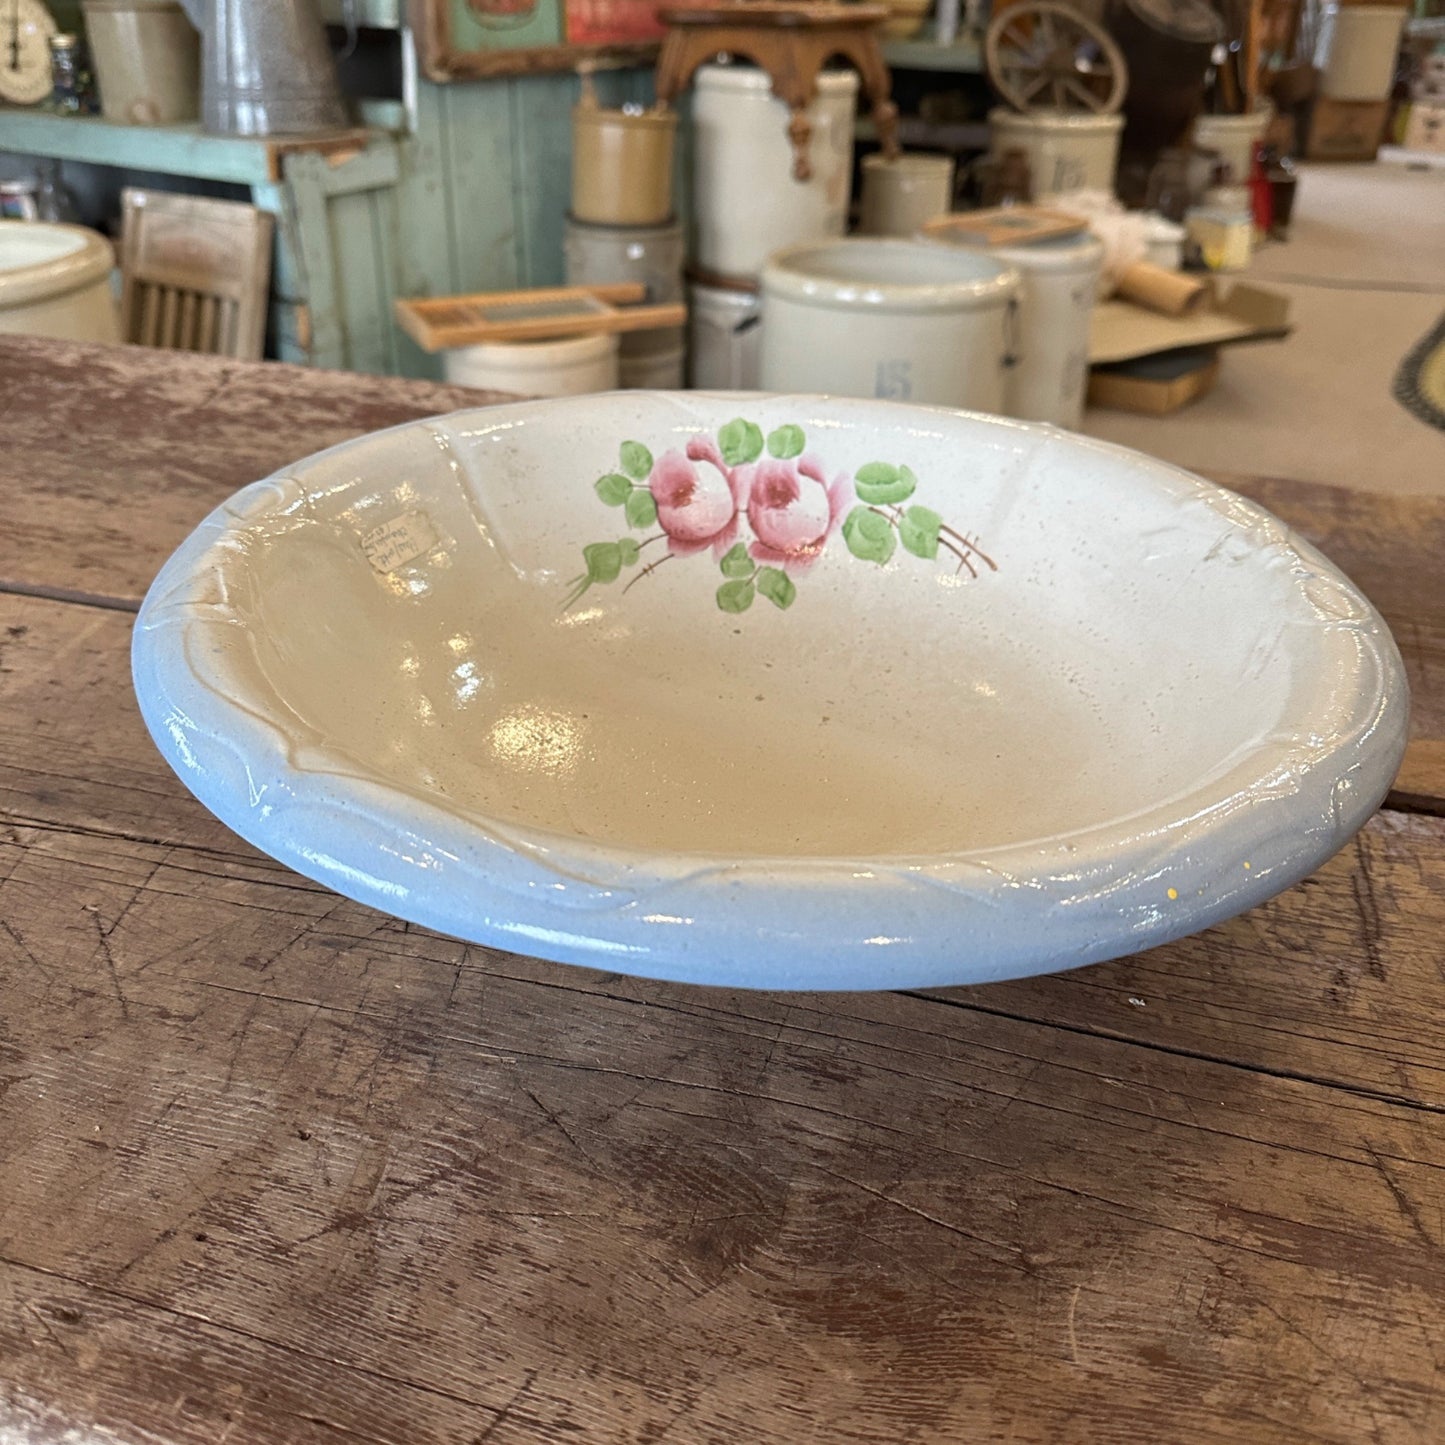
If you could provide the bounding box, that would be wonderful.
[505,67,658,289]
[385,67,658,378]
[1,62,665,378]
[436,79,519,292]
[0,111,297,185]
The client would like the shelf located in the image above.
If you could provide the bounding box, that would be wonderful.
[882,35,983,74]
[856,117,990,149]
[0,110,377,185]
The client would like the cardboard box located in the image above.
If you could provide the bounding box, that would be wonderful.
[1089,349,1221,415]
[1401,101,1445,155]
[1088,282,1292,366]
[1306,97,1391,160]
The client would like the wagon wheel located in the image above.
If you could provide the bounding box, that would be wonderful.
[985,1,1129,115]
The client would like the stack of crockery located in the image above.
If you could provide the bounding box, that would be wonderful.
[565,75,685,388]
[687,58,860,390]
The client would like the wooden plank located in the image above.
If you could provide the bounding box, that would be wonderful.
[1216,471,1445,815]
[329,186,395,375]
[181,290,200,351]
[157,285,179,348]
[1,798,1443,1443]
[196,293,219,354]
[4,588,1445,1111]
[138,285,160,347]
[0,337,515,607]
[433,79,521,297]
[508,71,579,288]
[0,1263,491,1445]
[393,283,676,350]
[367,183,403,378]
[282,152,347,370]
[0,109,374,187]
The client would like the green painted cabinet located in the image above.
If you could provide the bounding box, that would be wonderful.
[1,14,655,378]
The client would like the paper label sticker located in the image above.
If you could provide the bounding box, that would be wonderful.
[362,512,438,573]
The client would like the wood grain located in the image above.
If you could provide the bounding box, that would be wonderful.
[0,337,515,608]
[3,802,1444,1443]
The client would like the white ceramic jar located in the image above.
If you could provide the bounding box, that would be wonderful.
[989,232,1104,430]
[1315,5,1407,101]
[858,152,956,237]
[562,214,685,375]
[442,332,619,397]
[617,328,685,388]
[692,63,859,280]
[688,279,762,390]
[1192,107,1272,184]
[0,220,120,343]
[81,0,200,125]
[988,108,1124,199]
[562,214,685,303]
[1143,214,1187,270]
[759,238,1019,410]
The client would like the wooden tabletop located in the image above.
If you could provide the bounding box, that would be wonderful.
[2,336,1443,1444]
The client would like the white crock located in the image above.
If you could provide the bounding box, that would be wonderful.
[0,221,120,344]
[988,108,1124,199]
[759,238,1019,410]
[692,63,859,280]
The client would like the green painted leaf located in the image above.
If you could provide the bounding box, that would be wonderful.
[618,538,641,566]
[899,504,942,560]
[718,418,764,466]
[719,542,754,579]
[855,461,898,486]
[624,488,657,529]
[854,460,917,506]
[595,472,633,506]
[842,505,896,565]
[766,424,805,459]
[620,441,653,480]
[583,541,623,585]
[756,566,797,610]
[716,579,756,613]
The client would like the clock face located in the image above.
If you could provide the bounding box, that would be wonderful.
[0,0,58,107]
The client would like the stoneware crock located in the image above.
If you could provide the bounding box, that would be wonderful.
[132,394,1409,992]
[760,240,1019,409]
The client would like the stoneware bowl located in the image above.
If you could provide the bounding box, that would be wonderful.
[132,394,1408,991]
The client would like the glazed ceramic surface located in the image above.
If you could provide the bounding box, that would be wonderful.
[688,281,762,390]
[988,107,1124,198]
[991,231,1104,430]
[0,221,120,344]
[692,64,858,279]
[760,240,1019,409]
[440,332,620,397]
[858,153,956,238]
[133,394,1408,991]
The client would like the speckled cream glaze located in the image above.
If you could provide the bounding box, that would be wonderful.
[132,394,1408,989]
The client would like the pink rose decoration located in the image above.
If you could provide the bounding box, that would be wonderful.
[743,454,849,574]
[648,437,745,557]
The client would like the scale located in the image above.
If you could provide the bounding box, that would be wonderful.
[0,0,58,107]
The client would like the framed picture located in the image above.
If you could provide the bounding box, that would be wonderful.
[564,0,667,45]
[412,0,663,79]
